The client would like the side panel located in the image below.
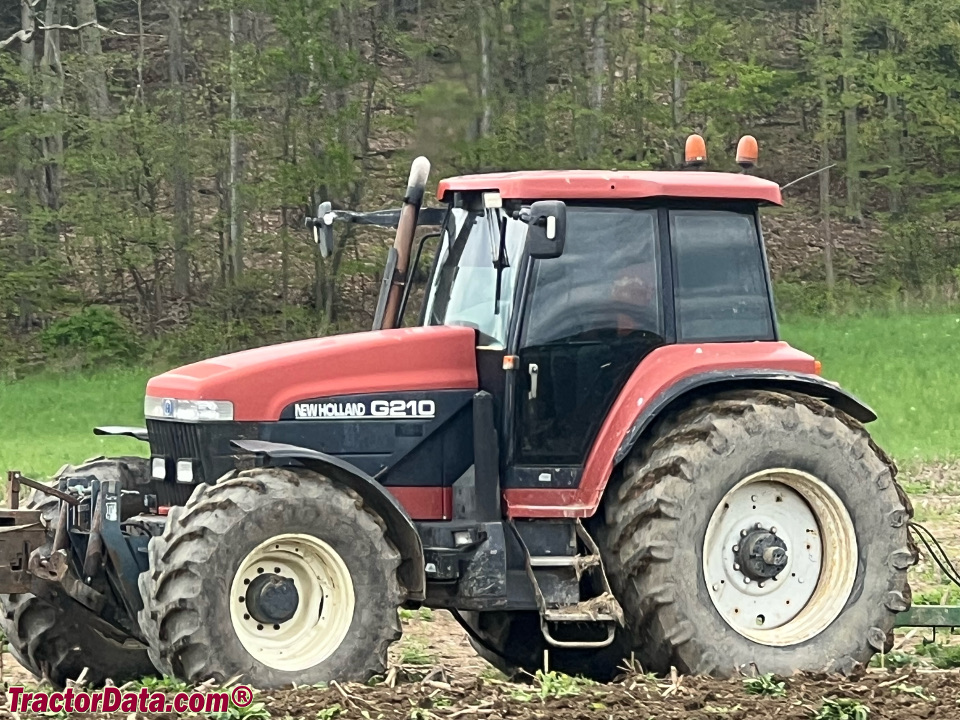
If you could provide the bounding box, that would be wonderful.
[261,389,475,520]
[503,342,817,518]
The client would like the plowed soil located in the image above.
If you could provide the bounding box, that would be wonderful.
[4,610,960,719]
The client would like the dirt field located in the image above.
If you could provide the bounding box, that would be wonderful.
[3,610,960,719]
[4,462,960,718]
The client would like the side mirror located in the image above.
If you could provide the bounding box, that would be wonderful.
[310,201,335,258]
[525,200,566,259]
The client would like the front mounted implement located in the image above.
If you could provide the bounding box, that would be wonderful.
[0,472,45,593]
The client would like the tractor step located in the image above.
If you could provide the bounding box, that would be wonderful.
[510,519,623,650]
[528,554,600,569]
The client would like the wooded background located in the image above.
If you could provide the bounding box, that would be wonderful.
[2,0,960,373]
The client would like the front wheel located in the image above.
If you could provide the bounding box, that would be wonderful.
[599,390,917,677]
[138,468,404,687]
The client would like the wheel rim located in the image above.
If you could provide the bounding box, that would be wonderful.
[702,468,857,647]
[230,533,355,671]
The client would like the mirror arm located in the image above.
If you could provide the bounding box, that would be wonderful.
[398,231,442,326]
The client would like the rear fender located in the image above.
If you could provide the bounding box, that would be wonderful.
[613,369,875,466]
[231,439,425,602]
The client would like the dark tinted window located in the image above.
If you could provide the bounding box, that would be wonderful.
[522,208,662,346]
[670,210,774,341]
[517,207,664,465]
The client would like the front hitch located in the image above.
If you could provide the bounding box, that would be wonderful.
[0,472,47,593]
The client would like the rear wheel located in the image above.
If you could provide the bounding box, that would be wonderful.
[138,468,404,687]
[599,391,917,677]
[0,458,155,688]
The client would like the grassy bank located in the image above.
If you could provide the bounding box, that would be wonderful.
[781,311,960,464]
[0,368,154,479]
[1,311,957,480]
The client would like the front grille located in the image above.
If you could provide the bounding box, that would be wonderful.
[146,419,204,460]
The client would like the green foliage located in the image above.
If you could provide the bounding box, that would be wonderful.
[890,683,934,701]
[815,698,871,720]
[915,641,960,669]
[510,670,593,702]
[399,641,436,666]
[40,307,143,368]
[316,705,343,720]
[742,673,786,697]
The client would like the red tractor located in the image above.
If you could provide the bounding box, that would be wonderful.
[0,139,916,688]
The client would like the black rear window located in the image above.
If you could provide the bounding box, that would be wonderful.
[670,209,775,342]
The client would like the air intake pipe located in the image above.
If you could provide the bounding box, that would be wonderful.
[374,156,431,330]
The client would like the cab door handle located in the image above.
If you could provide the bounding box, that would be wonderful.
[528,363,539,400]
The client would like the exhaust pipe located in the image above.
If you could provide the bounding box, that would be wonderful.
[374,156,431,330]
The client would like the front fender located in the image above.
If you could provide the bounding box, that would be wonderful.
[231,439,425,602]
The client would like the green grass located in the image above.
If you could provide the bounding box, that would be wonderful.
[0,368,154,480]
[781,311,960,462]
[0,311,957,482]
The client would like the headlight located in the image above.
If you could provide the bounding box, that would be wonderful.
[144,396,234,422]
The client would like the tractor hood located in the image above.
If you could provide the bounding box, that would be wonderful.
[146,326,479,422]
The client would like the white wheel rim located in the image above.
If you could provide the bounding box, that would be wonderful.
[702,469,857,646]
[229,533,355,671]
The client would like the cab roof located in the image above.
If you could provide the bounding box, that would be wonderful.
[437,170,782,206]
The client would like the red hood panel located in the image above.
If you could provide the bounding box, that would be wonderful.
[146,326,479,421]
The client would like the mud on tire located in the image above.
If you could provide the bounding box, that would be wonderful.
[0,458,156,688]
[138,468,404,688]
[597,390,917,677]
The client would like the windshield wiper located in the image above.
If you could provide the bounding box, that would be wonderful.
[493,215,509,315]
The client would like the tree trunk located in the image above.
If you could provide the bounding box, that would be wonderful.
[167,0,191,297]
[15,0,36,213]
[228,6,243,282]
[15,0,37,330]
[670,0,684,167]
[840,0,862,223]
[39,0,64,216]
[587,2,606,159]
[818,0,834,292]
[75,0,111,119]
[478,1,492,138]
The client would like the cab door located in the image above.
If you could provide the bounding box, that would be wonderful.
[508,206,667,489]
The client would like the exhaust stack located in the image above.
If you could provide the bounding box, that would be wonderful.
[374,156,431,330]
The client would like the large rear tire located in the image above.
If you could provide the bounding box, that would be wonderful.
[598,390,917,677]
[0,458,156,688]
[138,468,404,688]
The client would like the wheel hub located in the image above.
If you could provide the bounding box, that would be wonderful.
[245,574,300,625]
[702,469,858,646]
[735,527,788,581]
[229,534,355,671]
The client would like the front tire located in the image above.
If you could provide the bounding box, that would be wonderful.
[138,468,404,687]
[599,391,917,677]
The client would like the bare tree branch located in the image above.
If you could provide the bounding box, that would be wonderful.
[2,18,157,48]
[0,29,34,50]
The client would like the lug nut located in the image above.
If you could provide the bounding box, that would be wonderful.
[744,577,751,584]
[733,545,740,552]
[755,523,763,530]
[733,563,740,571]
[770,527,777,534]
[741,529,748,538]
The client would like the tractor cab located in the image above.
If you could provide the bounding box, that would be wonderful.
[312,160,784,498]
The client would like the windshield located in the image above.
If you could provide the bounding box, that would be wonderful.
[424,207,526,347]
